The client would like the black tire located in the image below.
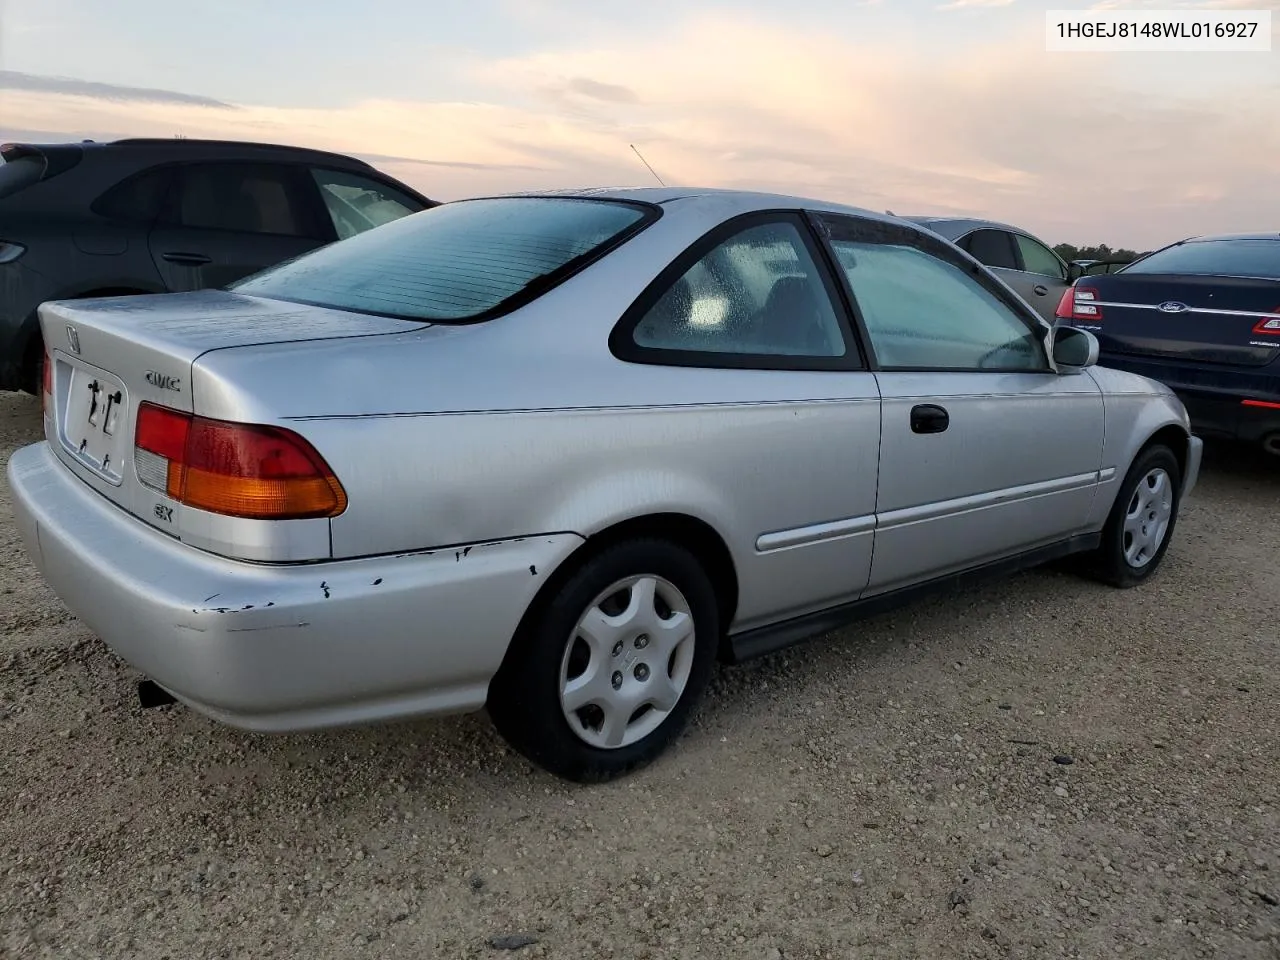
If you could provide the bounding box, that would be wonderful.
[488,539,720,783]
[20,332,44,396]
[1086,444,1182,588]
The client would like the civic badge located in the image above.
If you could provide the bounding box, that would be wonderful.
[1157,301,1188,314]
[65,324,81,354]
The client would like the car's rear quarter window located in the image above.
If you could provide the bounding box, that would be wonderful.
[232,196,656,322]
[92,167,175,222]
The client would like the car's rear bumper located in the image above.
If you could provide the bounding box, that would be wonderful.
[1099,353,1280,446]
[8,441,583,731]
[1181,394,1280,447]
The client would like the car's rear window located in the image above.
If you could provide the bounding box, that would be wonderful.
[233,196,657,322]
[1122,239,1280,280]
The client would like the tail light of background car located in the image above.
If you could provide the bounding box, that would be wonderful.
[134,402,348,520]
[1251,309,1280,336]
[1054,286,1102,323]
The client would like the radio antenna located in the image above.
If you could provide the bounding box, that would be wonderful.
[630,144,666,186]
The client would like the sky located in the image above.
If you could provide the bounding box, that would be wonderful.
[1,0,1277,249]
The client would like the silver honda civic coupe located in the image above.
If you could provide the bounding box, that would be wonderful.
[8,187,1203,782]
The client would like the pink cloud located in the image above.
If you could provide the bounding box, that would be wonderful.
[6,10,1277,249]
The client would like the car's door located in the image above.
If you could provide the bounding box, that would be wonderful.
[308,166,428,240]
[612,211,882,628]
[957,228,1065,324]
[147,162,331,292]
[813,212,1105,595]
[1009,231,1071,322]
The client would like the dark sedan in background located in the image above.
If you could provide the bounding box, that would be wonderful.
[1056,233,1280,454]
[0,138,435,393]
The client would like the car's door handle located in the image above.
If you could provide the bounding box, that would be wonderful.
[910,403,950,434]
[1033,284,1049,296]
[161,252,212,266]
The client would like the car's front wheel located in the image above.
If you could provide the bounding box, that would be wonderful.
[1088,443,1182,588]
[488,539,720,782]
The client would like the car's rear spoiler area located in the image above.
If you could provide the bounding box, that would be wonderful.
[0,142,86,199]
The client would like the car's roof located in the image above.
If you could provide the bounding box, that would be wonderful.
[9,137,379,170]
[481,185,904,224]
[1179,233,1280,243]
[904,215,1037,239]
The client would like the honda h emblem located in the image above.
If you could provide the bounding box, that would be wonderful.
[65,324,81,354]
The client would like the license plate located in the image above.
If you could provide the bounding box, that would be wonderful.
[60,363,129,485]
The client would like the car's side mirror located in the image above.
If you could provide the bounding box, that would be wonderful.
[1067,261,1087,282]
[1052,325,1099,372]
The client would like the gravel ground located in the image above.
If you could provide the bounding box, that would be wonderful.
[2,388,1278,960]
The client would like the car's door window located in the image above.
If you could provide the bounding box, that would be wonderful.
[91,167,174,223]
[159,163,316,237]
[622,218,850,363]
[311,168,424,240]
[1015,233,1067,280]
[821,220,1048,371]
[961,229,1019,270]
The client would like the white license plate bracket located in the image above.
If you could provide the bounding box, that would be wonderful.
[59,361,129,485]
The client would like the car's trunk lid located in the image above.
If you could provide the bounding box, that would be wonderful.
[40,289,420,537]
[1078,274,1280,367]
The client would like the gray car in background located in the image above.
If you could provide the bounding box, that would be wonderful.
[906,216,1074,323]
[8,188,1202,783]
[0,138,435,393]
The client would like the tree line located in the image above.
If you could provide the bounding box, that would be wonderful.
[1053,242,1146,263]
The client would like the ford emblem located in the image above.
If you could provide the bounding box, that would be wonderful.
[1157,301,1189,314]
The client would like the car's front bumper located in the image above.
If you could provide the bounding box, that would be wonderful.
[8,441,583,731]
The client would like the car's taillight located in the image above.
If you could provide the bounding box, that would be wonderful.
[1055,285,1103,323]
[1053,288,1075,320]
[40,348,51,415]
[134,403,347,520]
[1251,309,1280,336]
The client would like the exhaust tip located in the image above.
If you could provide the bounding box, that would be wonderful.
[1263,434,1280,457]
[138,679,178,709]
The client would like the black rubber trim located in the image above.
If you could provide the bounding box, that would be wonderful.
[726,532,1101,663]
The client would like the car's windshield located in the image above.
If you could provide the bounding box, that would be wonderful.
[233,196,654,322]
[1121,238,1280,280]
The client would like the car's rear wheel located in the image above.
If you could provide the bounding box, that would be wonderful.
[1087,443,1181,588]
[488,539,719,782]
